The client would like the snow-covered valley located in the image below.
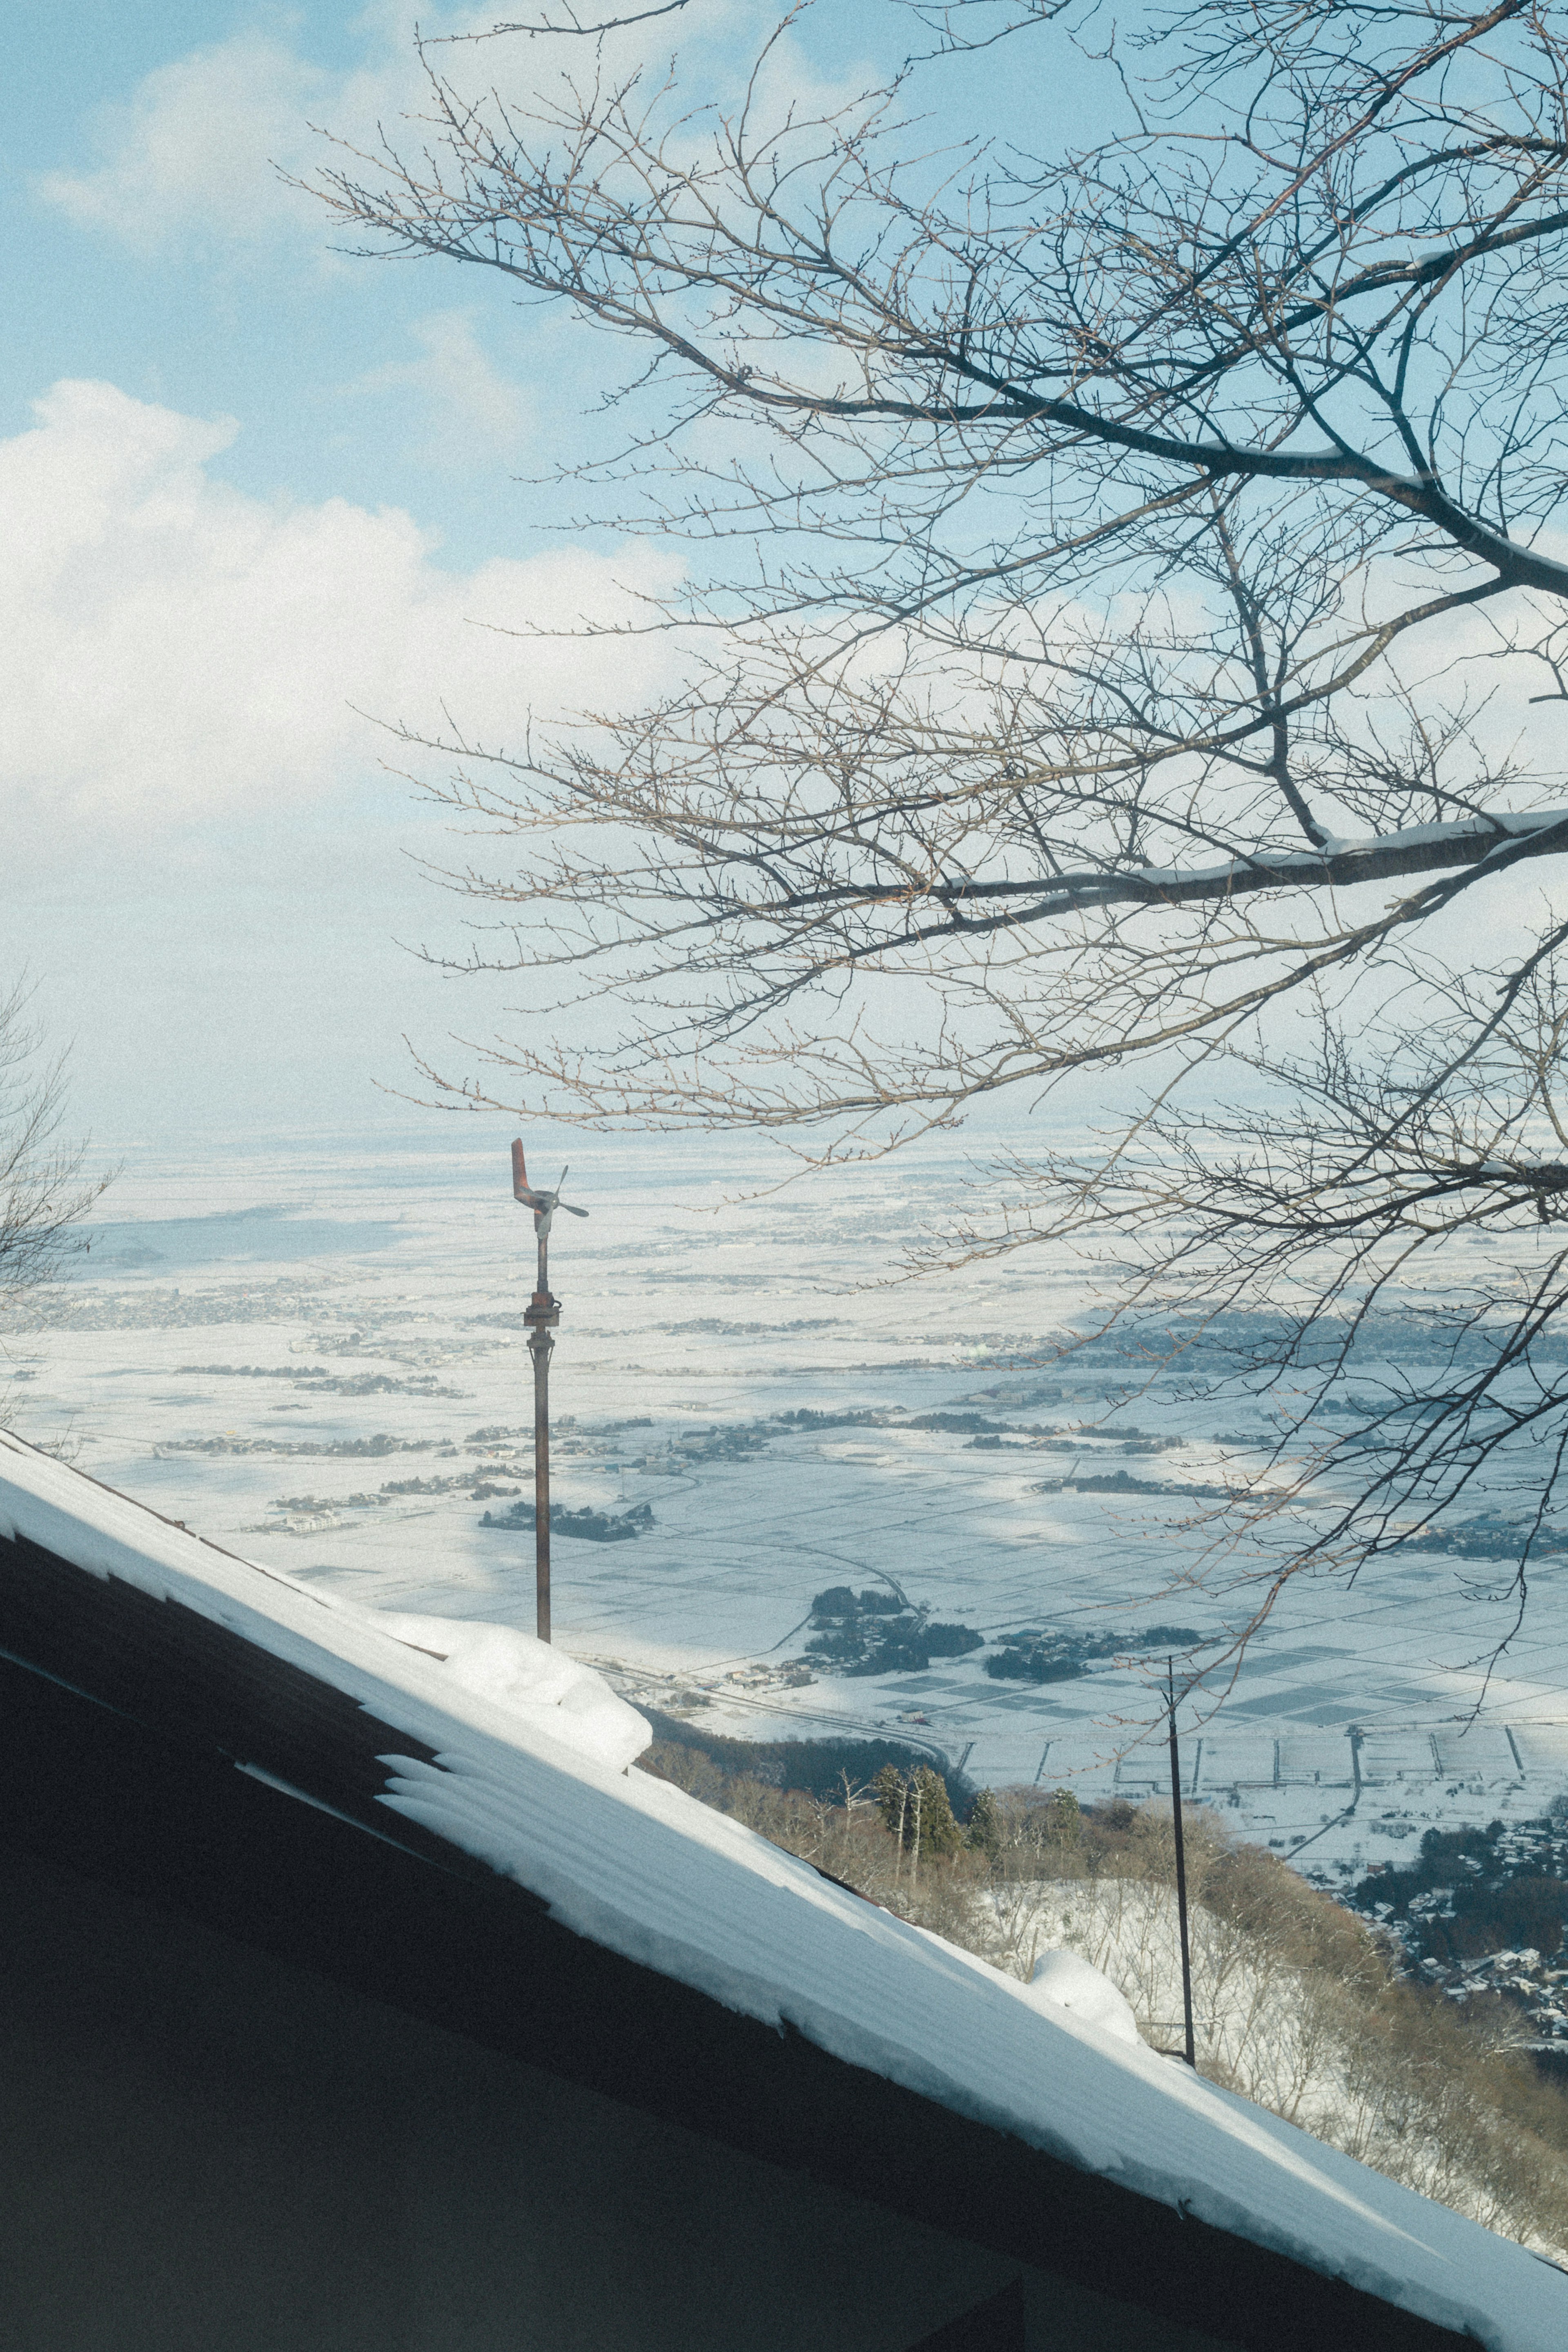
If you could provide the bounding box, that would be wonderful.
[5,1126,1568,1900]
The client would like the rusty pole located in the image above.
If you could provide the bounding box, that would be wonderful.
[524,1216,558,1645]
[513,1139,563,1645]
[511,1142,588,1646]
[1167,1656,1196,2068]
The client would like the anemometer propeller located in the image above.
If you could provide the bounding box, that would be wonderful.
[511,1141,590,1236]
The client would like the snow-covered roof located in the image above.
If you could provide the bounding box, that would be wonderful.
[2,1427,1564,2352]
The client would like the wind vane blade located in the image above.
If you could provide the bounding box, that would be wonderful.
[512,1135,587,1216]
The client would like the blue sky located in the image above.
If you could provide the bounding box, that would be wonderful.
[6,1,949,1153]
[29,2,1508,1169]
[5,1,632,563]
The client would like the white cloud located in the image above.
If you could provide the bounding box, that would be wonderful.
[0,379,681,827]
[34,3,858,259]
[33,12,478,254]
[37,32,334,251]
[343,308,535,468]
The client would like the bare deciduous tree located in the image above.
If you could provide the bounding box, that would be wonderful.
[308,1,1568,1634]
[0,983,105,1320]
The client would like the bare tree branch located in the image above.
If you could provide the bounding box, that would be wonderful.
[302,2,1568,1633]
[429,0,696,43]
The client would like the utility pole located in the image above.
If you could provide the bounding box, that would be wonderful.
[1167,1657,1197,2069]
[511,1141,588,1644]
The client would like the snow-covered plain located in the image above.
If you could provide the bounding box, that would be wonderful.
[5,1126,1568,1889]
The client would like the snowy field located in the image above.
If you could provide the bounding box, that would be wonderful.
[5,1125,1568,1892]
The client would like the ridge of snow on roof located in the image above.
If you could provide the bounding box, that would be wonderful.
[2,1429,1564,2352]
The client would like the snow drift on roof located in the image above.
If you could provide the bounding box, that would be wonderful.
[366,1610,651,1773]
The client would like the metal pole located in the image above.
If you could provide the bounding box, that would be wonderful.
[524,1216,559,1645]
[1167,1657,1196,2068]
[511,1140,586,1649]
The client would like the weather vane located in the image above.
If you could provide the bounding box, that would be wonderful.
[512,1141,588,1643]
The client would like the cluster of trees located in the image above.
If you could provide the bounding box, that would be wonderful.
[638,1716,972,1808]
[873,1759,968,1870]
[478,1496,655,1540]
[301,0,1568,1665]
[986,1621,1206,1683]
[804,1582,984,1674]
